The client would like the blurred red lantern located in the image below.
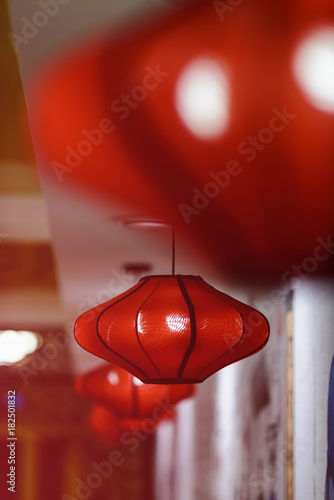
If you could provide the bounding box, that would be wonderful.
[74,275,269,384]
[88,405,123,443]
[88,404,176,444]
[75,363,195,417]
[88,405,175,444]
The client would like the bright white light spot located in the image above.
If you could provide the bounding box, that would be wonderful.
[107,371,120,385]
[175,58,230,139]
[166,314,189,333]
[0,330,39,365]
[293,26,334,113]
[133,377,144,386]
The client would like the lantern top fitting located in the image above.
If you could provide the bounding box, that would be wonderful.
[74,274,269,385]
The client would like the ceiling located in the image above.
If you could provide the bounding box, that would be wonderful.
[3,0,334,373]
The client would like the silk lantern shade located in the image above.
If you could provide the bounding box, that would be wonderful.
[74,275,269,384]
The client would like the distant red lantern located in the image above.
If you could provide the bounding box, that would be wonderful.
[75,363,195,417]
[88,404,176,443]
[74,275,269,384]
[88,405,123,442]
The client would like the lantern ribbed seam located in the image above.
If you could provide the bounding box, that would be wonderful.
[96,279,150,379]
[176,276,197,380]
[135,278,163,378]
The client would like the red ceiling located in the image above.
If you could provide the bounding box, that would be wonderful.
[29,0,334,281]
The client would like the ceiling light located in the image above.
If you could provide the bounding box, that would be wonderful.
[293,26,334,113]
[107,370,120,385]
[114,216,170,232]
[175,58,230,139]
[0,330,40,365]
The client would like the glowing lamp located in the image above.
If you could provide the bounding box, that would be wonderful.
[74,275,269,384]
[0,330,40,365]
[75,363,195,418]
[175,58,230,139]
[293,25,334,113]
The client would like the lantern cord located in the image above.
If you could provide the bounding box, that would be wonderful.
[172,225,175,275]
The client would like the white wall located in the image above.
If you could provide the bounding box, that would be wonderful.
[293,277,334,500]
[153,284,289,500]
[212,290,288,500]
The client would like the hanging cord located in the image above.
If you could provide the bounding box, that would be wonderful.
[119,218,176,276]
[172,225,175,275]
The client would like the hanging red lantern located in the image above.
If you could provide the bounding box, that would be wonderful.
[74,275,269,384]
[75,363,195,417]
[88,405,123,443]
[88,403,176,444]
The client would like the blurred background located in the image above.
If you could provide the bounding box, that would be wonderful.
[1,0,334,498]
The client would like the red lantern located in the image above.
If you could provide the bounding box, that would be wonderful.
[75,363,195,417]
[74,275,269,384]
[88,404,176,443]
[88,405,123,443]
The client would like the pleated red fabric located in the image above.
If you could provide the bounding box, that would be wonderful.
[74,275,269,384]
